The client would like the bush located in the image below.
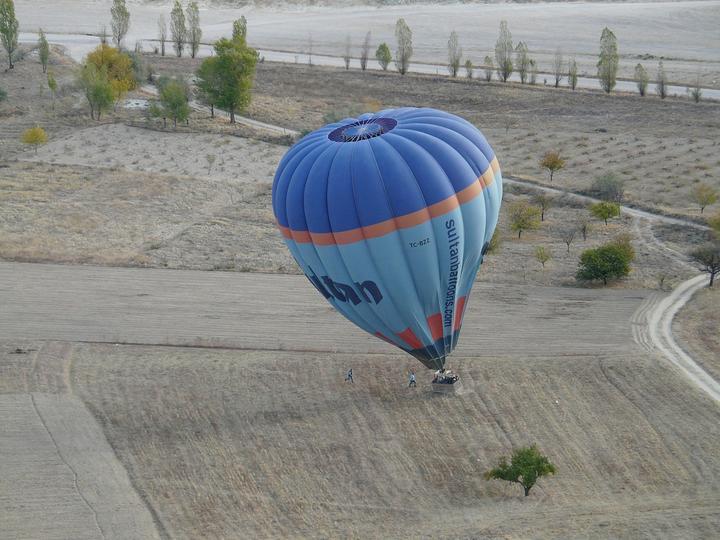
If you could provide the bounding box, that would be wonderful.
[590,173,624,202]
[577,240,634,285]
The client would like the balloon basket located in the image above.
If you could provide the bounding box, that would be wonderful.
[431,379,462,394]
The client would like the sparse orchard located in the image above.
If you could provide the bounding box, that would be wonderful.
[375,43,391,71]
[540,150,565,182]
[484,445,556,497]
[508,201,541,239]
[690,183,718,214]
[590,201,621,225]
[21,126,48,154]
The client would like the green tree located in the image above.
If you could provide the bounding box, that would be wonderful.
[79,63,114,120]
[690,243,720,287]
[195,56,220,117]
[577,241,634,285]
[495,20,513,82]
[85,43,136,105]
[38,28,49,73]
[691,183,718,214]
[232,16,247,42]
[484,445,557,497]
[590,201,621,225]
[170,0,186,58]
[535,246,552,269]
[0,0,19,69]
[394,18,412,75]
[483,55,493,82]
[634,63,648,96]
[375,42,391,71]
[447,30,461,77]
[110,0,130,49]
[186,1,201,59]
[21,126,48,154]
[532,193,554,221]
[158,78,189,128]
[568,57,578,90]
[529,59,538,85]
[509,201,541,239]
[597,27,618,93]
[540,150,565,182]
[196,35,257,123]
[515,41,529,84]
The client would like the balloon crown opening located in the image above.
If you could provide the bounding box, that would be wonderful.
[328,117,397,142]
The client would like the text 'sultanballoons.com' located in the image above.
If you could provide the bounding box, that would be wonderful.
[272,107,502,370]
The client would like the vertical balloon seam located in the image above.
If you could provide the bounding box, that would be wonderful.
[366,136,447,367]
[273,138,326,227]
[302,143,399,345]
[379,133,456,364]
[328,142,410,348]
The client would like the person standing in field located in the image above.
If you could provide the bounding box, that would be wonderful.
[345,368,354,384]
[408,370,416,388]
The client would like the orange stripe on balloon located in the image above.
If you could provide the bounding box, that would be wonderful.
[276,161,499,246]
[397,328,423,350]
[426,313,444,342]
[453,296,467,332]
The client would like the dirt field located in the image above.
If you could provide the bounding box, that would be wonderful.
[674,286,720,383]
[2,263,719,539]
[3,338,719,539]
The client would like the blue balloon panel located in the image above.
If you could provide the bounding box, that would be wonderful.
[272,107,502,369]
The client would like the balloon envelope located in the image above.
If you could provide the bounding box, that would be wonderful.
[272,107,502,369]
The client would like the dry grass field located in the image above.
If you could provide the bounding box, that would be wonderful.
[675,287,720,384]
[2,336,719,539]
[2,47,720,540]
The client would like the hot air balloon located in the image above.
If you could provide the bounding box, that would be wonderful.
[272,107,502,376]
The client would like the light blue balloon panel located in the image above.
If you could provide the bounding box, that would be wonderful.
[272,107,502,369]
